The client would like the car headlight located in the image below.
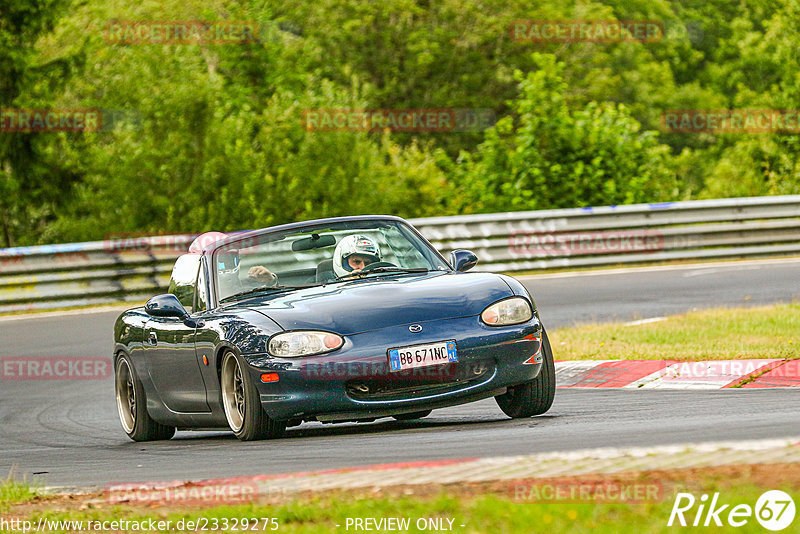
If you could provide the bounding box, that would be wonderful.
[481,297,533,326]
[268,331,344,357]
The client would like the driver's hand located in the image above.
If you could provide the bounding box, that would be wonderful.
[248,265,277,286]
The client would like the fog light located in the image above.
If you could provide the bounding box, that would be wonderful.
[523,336,542,365]
[260,373,279,383]
[523,353,543,365]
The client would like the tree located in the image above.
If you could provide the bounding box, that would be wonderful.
[0,0,76,247]
[448,54,678,214]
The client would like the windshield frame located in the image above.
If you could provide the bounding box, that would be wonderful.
[207,215,451,307]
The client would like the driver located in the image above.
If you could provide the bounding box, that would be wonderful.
[332,235,382,278]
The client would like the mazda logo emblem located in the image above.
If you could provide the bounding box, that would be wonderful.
[409,324,423,333]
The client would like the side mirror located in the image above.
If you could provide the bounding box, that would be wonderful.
[450,249,478,272]
[145,294,190,320]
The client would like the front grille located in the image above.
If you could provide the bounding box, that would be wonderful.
[345,359,494,401]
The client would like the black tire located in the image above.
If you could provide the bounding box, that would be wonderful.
[495,328,556,418]
[392,410,432,421]
[115,354,176,441]
[221,351,286,441]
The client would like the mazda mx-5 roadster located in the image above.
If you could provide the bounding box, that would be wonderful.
[114,215,554,441]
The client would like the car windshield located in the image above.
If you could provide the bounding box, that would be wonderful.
[213,219,449,303]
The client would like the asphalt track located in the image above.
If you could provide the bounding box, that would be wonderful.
[1,258,798,488]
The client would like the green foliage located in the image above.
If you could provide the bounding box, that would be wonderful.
[48,82,449,240]
[449,54,676,213]
[0,476,37,510]
[0,0,77,247]
[3,0,800,246]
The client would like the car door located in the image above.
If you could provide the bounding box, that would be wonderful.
[143,254,211,413]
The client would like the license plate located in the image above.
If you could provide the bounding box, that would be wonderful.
[387,340,458,372]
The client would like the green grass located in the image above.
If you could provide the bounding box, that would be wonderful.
[3,480,798,533]
[0,477,38,512]
[549,303,800,361]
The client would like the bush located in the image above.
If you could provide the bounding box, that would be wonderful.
[448,54,678,214]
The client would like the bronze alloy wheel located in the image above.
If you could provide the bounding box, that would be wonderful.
[221,351,246,432]
[115,358,136,434]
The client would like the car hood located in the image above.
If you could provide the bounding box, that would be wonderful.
[244,272,513,335]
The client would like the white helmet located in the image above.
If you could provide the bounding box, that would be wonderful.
[332,234,381,278]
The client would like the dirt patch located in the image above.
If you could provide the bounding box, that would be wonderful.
[6,462,799,517]
[357,462,800,502]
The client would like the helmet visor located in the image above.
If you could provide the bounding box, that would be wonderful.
[344,254,379,271]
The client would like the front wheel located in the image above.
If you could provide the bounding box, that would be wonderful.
[221,351,286,441]
[115,354,175,441]
[495,328,556,418]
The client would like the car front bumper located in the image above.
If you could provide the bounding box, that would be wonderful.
[243,314,544,422]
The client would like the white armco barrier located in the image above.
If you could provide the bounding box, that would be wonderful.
[1,196,799,312]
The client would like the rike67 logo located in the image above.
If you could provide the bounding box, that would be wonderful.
[668,490,796,531]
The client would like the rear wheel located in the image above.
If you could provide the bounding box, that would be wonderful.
[495,328,555,418]
[115,354,175,441]
[392,410,432,421]
[221,351,286,441]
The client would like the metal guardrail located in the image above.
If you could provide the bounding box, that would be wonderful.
[1,196,799,313]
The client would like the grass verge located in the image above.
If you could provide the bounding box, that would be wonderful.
[549,303,799,360]
[0,477,38,513]
[1,465,798,533]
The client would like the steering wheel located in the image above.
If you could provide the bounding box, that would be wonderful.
[359,261,396,272]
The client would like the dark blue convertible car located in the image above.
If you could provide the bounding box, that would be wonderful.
[114,216,554,441]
